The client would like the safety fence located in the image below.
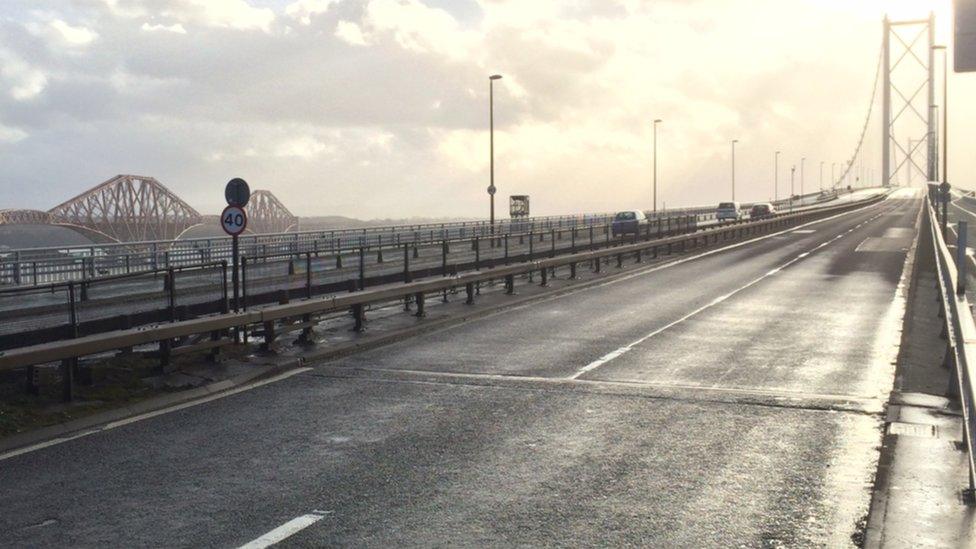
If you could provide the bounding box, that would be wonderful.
[927,186,976,492]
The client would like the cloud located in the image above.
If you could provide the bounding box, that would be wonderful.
[0,124,28,144]
[285,0,339,26]
[335,20,368,46]
[99,0,275,32]
[0,48,48,101]
[141,22,188,34]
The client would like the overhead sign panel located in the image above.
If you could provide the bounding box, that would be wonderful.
[957,0,976,72]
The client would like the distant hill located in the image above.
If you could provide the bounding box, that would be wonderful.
[298,215,477,231]
[0,215,480,250]
[0,226,95,250]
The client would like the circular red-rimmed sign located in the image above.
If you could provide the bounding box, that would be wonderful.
[220,205,247,236]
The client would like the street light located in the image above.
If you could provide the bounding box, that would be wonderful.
[774,151,781,202]
[731,139,739,201]
[933,45,948,185]
[488,74,502,237]
[653,119,662,213]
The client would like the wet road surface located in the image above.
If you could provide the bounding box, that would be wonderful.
[0,189,920,547]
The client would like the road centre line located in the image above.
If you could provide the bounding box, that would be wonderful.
[238,511,332,549]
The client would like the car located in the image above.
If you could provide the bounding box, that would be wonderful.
[749,203,775,219]
[611,210,648,237]
[716,201,742,222]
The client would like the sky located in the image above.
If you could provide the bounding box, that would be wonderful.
[0,0,971,219]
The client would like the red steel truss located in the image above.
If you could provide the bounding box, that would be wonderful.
[248,190,299,234]
[0,175,299,243]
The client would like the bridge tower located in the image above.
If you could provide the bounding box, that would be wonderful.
[882,13,937,187]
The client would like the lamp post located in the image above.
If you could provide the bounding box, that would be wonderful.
[653,119,662,213]
[774,151,780,202]
[488,74,502,238]
[933,45,948,185]
[731,139,738,201]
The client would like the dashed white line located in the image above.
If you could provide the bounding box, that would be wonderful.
[567,220,862,380]
[238,511,332,549]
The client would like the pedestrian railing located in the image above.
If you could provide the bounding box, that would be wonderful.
[927,193,976,492]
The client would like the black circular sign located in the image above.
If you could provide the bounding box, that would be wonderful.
[939,182,951,195]
[487,185,497,196]
[225,178,251,207]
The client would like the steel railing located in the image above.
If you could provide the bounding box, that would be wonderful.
[927,191,976,491]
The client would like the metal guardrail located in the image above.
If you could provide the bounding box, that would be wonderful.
[927,192,976,492]
[0,191,887,402]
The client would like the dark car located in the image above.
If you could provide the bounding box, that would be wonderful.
[611,210,648,237]
[749,203,775,219]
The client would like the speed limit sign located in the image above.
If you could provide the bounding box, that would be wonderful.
[221,205,247,236]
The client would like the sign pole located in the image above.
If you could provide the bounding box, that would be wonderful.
[232,234,240,312]
[222,178,251,343]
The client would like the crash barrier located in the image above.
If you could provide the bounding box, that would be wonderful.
[0,215,700,351]
[0,192,887,401]
[927,191,976,493]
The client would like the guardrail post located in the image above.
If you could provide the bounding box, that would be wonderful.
[352,303,366,332]
[403,244,412,283]
[336,253,343,269]
[414,292,426,317]
[616,253,623,268]
[465,282,475,304]
[305,252,313,299]
[377,247,384,263]
[504,234,510,264]
[358,247,366,290]
[550,229,556,257]
[442,241,448,275]
[540,267,549,286]
[959,221,969,296]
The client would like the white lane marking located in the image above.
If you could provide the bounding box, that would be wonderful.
[568,227,857,380]
[792,229,816,234]
[0,367,313,462]
[238,511,332,549]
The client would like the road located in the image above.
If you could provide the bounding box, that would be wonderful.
[0,189,919,547]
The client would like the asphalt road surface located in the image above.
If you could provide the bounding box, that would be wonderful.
[0,189,920,547]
